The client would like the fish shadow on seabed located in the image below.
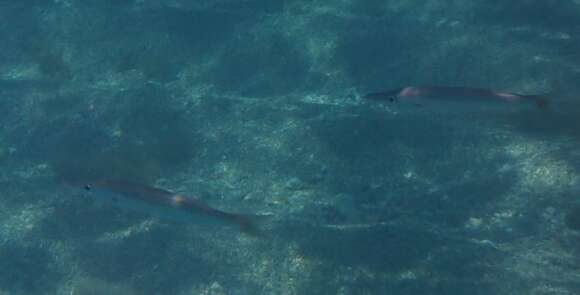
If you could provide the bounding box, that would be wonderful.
[506,99,580,140]
[264,217,500,293]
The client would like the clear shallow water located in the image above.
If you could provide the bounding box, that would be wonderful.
[0,1,579,294]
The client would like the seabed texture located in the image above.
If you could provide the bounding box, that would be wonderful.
[1,1,580,294]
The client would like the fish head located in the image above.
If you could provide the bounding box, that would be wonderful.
[363,88,402,103]
[71,180,106,194]
[63,177,92,191]
[69,180,127,206]
[62,177,110,199]
[81,183,93,192]
[77,182,105,200]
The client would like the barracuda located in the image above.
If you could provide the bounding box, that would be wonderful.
[69,179,263,235]
[364,86,548,109]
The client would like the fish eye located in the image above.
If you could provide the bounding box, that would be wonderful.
[84,184,92,191]
[389,96,396,103]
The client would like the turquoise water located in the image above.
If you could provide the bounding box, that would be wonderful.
[1,1,579,294]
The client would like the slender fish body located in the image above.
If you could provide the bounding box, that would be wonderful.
[364,86,548,109]
[69,179,260,235]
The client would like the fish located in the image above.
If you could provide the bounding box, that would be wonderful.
[67,179,264,236]
[363,86,548,109]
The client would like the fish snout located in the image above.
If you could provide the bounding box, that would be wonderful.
[362,89,402,103]
[363,92,397,102]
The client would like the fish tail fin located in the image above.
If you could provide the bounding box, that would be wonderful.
[535,96,549,109]
[525,95,550,109]
[235,213,274,237]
